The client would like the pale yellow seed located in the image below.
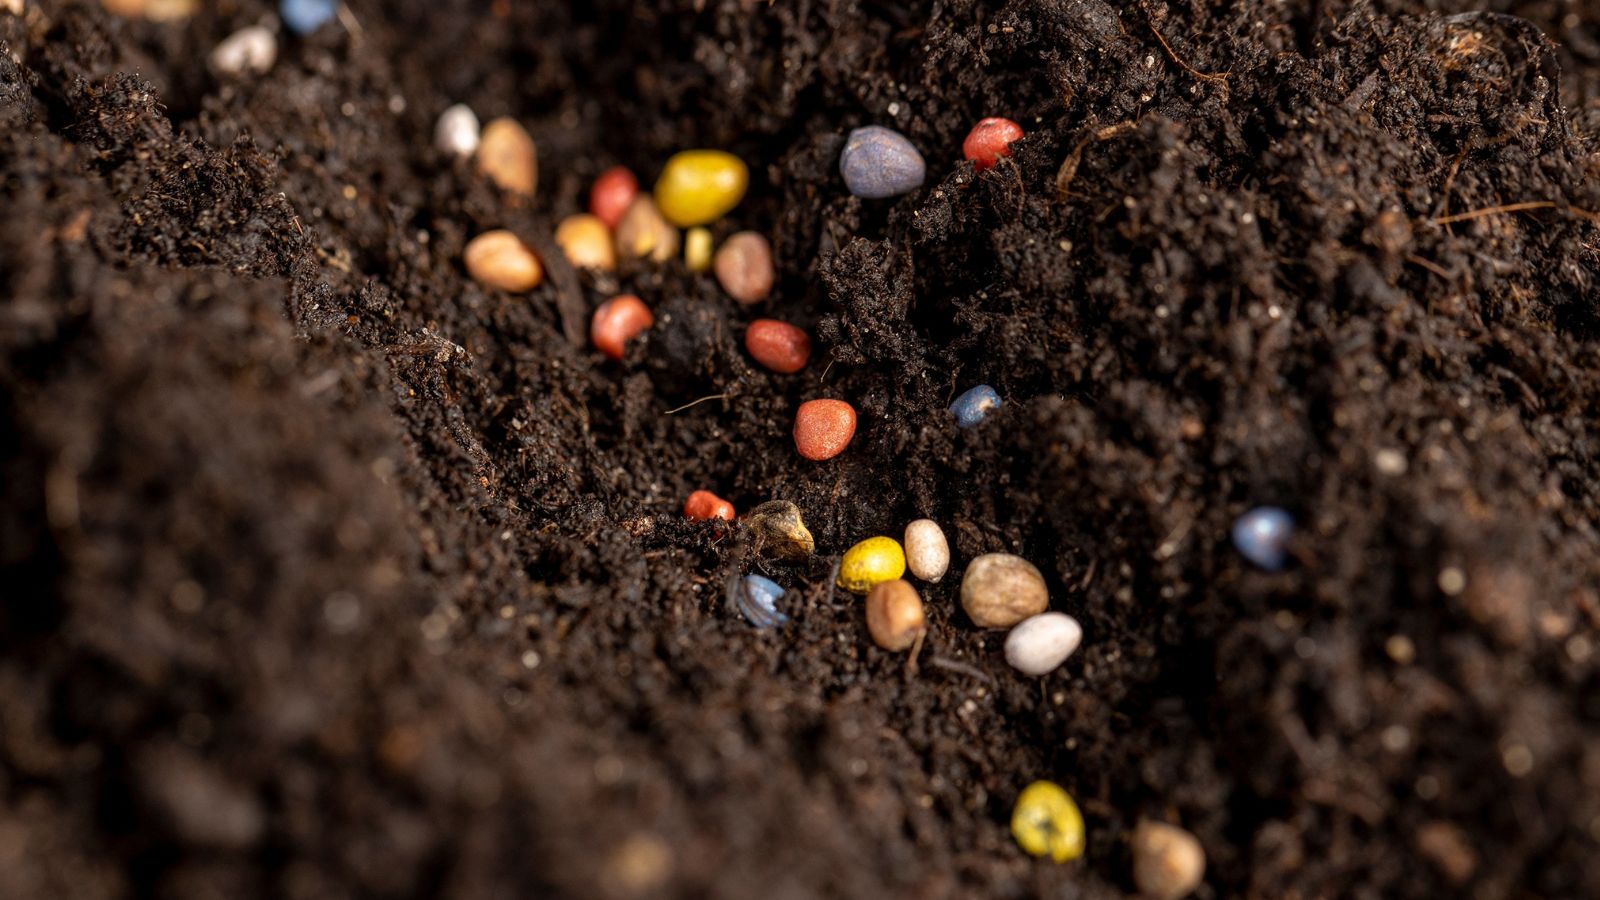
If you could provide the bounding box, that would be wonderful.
[684,227,713,273]
[464,230,542,292]
[614,196,679,263]
[1131,821,1206,900]
[476,117,538,197]
[554,214,616,271]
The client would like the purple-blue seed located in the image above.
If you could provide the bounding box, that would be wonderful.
[733,574,789,628]
[839,126,926,199]
[1232,506,1293,571]
[950,385,1002,429]
[281,0,338,36]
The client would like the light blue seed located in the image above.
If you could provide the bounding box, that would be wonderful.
[839,126,926,199]
[950,385,1002,429]
[281,0,338,36]
[733,574,788,628]
[1232,506,1293,571]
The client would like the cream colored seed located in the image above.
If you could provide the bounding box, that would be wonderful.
[210,25,277,76]
[463,230,542,292]
[961,553,1048,628]
[476,117,538,197]
[1131,820,1206,900]
[554,214,616,271]
[614,196,679,263]
[865,579,925,652]
[1004,612,1081,676]
[434,104,480,158]
[903,519,950,582]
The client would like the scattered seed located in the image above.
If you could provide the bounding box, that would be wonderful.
[589,166,639,229]
[590,294,654,361]
[1131,820,1206,900]
[434,104,480,158]
[463,230,542,292]
[1004,612,1082,676]
[1232,506,1293,571]
[961,553,1048,628]
[477,117,538,197]
[731,575,787,628]
[839,125,926,199]
[838,536,906,595]
[865,579,925,652]
[683,490,734,521]
[950,384,1002,429]
[280,0,337,36]
[210,25,277,76]
[744,501,814,561]
[713,231,775,304]
[963,117,1024,171]
[554,213,616,271]
[793,398,857,461]
[614,196,679,263]
[654,150,749,227]
[744,319,811,374]
[903,519,950,582]
[1011,780,1085,862]
[684,226,713,273]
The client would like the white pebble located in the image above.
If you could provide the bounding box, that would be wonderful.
[903,518,949,583]
[1004,612,1082,676]
[209,25,277,76]
[434,103,481,158]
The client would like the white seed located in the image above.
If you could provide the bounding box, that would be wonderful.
[1131,820,1206,900]
[903,518,950,582]
[209,25,277,76]
[1003,612,1081,676]
[434,104,481,158]
[2,0,24,15]
[961,552,1048,628]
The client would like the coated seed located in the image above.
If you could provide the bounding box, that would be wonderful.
[614,196,679,263]
[1232,506,1293,571]
[589,166,639,229]
[684,226,713,272]
[744,320,811,374]
[793,399,857,460]
[963,117,1024,171]
[838,536,906,595]
[744,501,814,561]
[590,294,654,361]
[903,519,950,582]
[839,125,925,199]
[1131,821,1206,900]
[1011,780,1085,863]
[961,553,1048,628]
[654,150,749,227]
[555,214,616,271]
[732,575,787,629]
[477,117,538,197]
[950,384,1002,429]
[210,25,277,76]
[280,0,336,35]
[1004,612,1082,676]
[683,490,734,521]
[713,231,775,304]
[463,230,542,292]
[865,579,925,652]
[434,104,480,158]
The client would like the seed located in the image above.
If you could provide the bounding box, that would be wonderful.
[683,490,734,521]
[434,103,480,158]
[903,519,950,582]
[1131,820,1206,900]
[865,579,925,651]
[950,384,1002,429]
[1010,781,1085,863]
[793,399,857,461]
[280,0,338,36]
[554,214,616,271]
[731,575,787,629]
[654,150,748,227]
[463,230,542,292]
[103,0,198,18]
[839,125,925,199]
[477,117,538,197]
[744,320,811,374]
[210,25,277,76]
[963,117,1024,171]
[1004,612,1082,676]
[684,226,713,273]
[589,166,639,229]
[614,196,679,263]
[713,231,775,304]
[838,536,906,595]
[744,501,814,561]
[590,294,654,361]
[1232,506,1293,571]
[961,553,1048,628]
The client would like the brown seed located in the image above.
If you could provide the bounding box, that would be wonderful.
[463,230,542,292]
[1132,821,1206,900]
[554,214,616,271]
[744,500,814,561]
[960,553,1048,628]
[713,231,775,304]
[476,117,538,197]
[614,196,679,263]
[865,579,925,652]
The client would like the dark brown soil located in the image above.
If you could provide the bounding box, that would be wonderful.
[4,1,1600,897]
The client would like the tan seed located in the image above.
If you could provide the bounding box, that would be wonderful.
[463,230,542,292]
[614,196,679,263]
[960,553,1048,628]
[476,117,538,197]
[713,231,775,304]
[554,214,616,271]
[1132,820,1206,900]
[904,519,950,582]
[865,579,925,652]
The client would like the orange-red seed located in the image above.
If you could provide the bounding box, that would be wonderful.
[963,117,1024,171]
[591,294,654,361]
[590,166,639,229]
[793,399,857,461]
[745,320,812,374]
[683,490,735,521]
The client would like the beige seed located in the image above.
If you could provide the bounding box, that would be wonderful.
[463,230,542,292]
[476,117,538,197]
[713,231,775,304]
[960,553,1048,628]
[903,519,950,582]
[1131,820,1205,900]
[865,579,925,652]
[614,196,679,263]
[554,214,616,271]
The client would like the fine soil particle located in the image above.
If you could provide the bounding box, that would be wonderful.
[3,1,1600,898]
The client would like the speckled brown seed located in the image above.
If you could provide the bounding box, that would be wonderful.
[713,232,775,304]
[960,553,1048,628]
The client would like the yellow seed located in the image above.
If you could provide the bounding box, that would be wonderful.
[614,196,679,263]
[477,117,538,197]
[654,150,748,227]
[865,579,925,651]
[463,230,542,292]
[554,214,616,271]
[684,226,713,272]
[1011,781,1085,863]
[838,536,906,595]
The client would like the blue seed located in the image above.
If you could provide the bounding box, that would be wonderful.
[281,0,338,35]
[839,126,926,199]
[950,385,1002,429]
[732,574,789,628]
[1232,506,1294,571]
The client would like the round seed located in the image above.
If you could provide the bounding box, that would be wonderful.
[1232,506,1293,571]
[280,0,336,35]
[589,166,639,229]
[590,294,653,361]
[614,196,679,263]
[713,231,775,305]
[654,150,748,227]
[744,320,811,374]
[744,501,814,561]
[463,230,542,292]
[210,25,277,76]
[865,579,925,652]
[793,399,857,461]
[1011,781,1085,863]
[684,226,713,273]
[554,214,616,271]
[961,553,1048,628]
[1004,612,1082,676]
[950,384,1002,429]
[683,490,734,521]
[433,104,480,158]
[963,117,1024,171]
[477,117,538,197]
[838,536,906,595]
[839,125,925,199]
[903,519,950,583]
[1132,820,1206,900]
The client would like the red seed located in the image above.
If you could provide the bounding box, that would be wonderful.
[963,117,1024,171]
[589,166,639,229]
[745,319,812,374]
[793,399,857,461]
[591,294,653,361]
[683,490,735,521]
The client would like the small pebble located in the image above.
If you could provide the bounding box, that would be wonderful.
[210,25,277,76]
[684,226,713,273]
[744,320,811,374]
[614,196,679,263]
[463,230,542,292]
[865,579,925,652]
[1004,612,1082,676]
[554,214,616,271]
[589,166,639,229]
[713,232,775,304]
[1011,781,1085,863]
[961,553,1048,628]
[477,117,538,197]
[963,117,1024,171]
[654,150,748,227]
[903,519,950,583]
[683,490,734,521]
[1232,506,1293,571]
[950,384,1002,429]
[280,0,337,35]
[838,536,906,595]
[745,501,814,561]
[732,575,787,629]
[590,294,654,361]
[1131,820,1206,900]
[434,104,480,158]
[839,125,925,199]
[793,399,857,461]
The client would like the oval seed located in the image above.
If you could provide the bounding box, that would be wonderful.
[280,0,336,35]
[684,226,713,273]
[683,490,734,521]
[554,214,616,271]
[589,166,639,229]
[839,125,925,199]
[865,579,925,652]
[1132,820,1206,900]
[590,294,654,361]
[1011,781,1085,863]
[434,103,480,158]
[713,232,775,304]
[744,320,811,374]
[210,25,277,76]
[963,117,1024,171]
[961,553,1048,628]
[838,536,906,595]
[744,501,814,561]
[732,575,787,629]
[654,150,748,227]
[1004,612,1082,676]
[950,384,1002,429]
[1232,506,1293,571]
[903,519,950,583]
[793,399,856,461]
[477,117,538,197]
[463,230,542,292]
[614,196,679,263]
